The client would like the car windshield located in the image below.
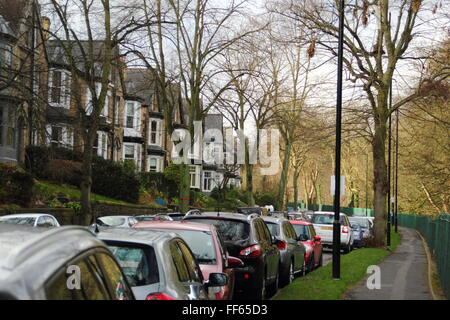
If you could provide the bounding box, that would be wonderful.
[351,223,360,229]
[292,224,309,238]
[0,217,36,226]
[349,218,369,228]
[312,214,346,225]
[166,229,216,264]
[97,216,125,227]
[189,218,250,242]
[266,222,280,237]
[108,245,159,287]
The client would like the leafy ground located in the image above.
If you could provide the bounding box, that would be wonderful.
[273,228,400,300]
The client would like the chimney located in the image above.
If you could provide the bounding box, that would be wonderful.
[41,16,50,40]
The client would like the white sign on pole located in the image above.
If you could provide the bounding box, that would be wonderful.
[330,176,345,196]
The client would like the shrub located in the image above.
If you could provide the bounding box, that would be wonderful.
[0,163,34,207]
[255,192,280,209]
[91,157,140,203]
[42,159,82,186]
[25,145,50,178]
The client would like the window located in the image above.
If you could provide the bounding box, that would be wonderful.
[0,106,16,148]
[94,131,108,159]
[170,241,190,283]
[45,257,110,300]
[96,253,134,300]
[177,241,203,283]
[107,245,159,287]
[266,222,280,237]
[189,165,201,189]
[126,102,135,128]
[292,224,309,239]
[191,219,250,242]
[49,69,71,107]
[150,120,158,144]
[48,125,73,149]
[149,157,158,172]
[203,171,214,192]
[165,230,216,265]
[0,43,13,77]
[123,143,141,170]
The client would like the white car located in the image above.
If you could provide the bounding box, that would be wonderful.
[94,215,138,228]
[311,211,354,253]
[0,213,61,228]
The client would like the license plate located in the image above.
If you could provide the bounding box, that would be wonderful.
[321,226,333,231]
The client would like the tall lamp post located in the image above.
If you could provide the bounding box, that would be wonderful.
[333,0,345,280]
[394,108,399,232]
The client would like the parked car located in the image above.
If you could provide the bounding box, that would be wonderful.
[94,216,138,228]
[311,211,354,253]
[287,212,307,221]
[349,216,373,239]
[237,207,263,216]
[0,224,134,300]
[261,216,306,286]
[350,222,364,248]
[135,215,173,222]
[290,220,324,272]
[133,220,243,300]
[96,228,227,300]
[0,213,60,228]
[183,212,280,300]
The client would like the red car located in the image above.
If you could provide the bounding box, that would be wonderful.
[290,220,323,272]
[133,220,243,300]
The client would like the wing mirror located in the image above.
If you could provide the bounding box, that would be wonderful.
[206,273,228,287]
[313,235,321,242]
[227,256,244,268]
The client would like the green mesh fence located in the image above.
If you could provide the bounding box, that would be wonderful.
[398,213,450,300]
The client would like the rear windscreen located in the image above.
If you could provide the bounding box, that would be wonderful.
[266,222,280,237]
[188,218,250,242]
[108,244,159,287]
[312,214,346,225]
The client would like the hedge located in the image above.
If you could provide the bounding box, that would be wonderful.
[0,163,34,207]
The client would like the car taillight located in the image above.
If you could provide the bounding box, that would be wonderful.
[146,292,175,300]
[276,240,287,250]
[342,226,349,233]
[240,244,261,258]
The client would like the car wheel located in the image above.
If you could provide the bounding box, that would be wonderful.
[268,269,279,297]
[308,255,315,272]
[254,273,266,300]
[343,243,351,254]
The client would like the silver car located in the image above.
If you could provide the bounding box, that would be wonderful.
[0,213,60,227]
[0,224,134,300]
[94,215,138,228]
[311,211,354,253]
[96,228,228,300]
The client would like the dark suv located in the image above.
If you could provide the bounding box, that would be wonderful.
[183,212,280,300]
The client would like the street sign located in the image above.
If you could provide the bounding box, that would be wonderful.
[330,175,345,196]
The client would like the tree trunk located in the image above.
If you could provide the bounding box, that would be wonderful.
[179,164,190,212]
[278,140,292,210]
[293,170,300,209]
[372,110,388,247]
[79,134,95,226]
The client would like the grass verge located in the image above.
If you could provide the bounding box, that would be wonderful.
[273,228,400,300]
[35,181,133,205]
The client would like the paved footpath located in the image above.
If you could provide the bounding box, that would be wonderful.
[345,227,433,300]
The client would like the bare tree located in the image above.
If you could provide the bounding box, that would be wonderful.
[269,0,449,246]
